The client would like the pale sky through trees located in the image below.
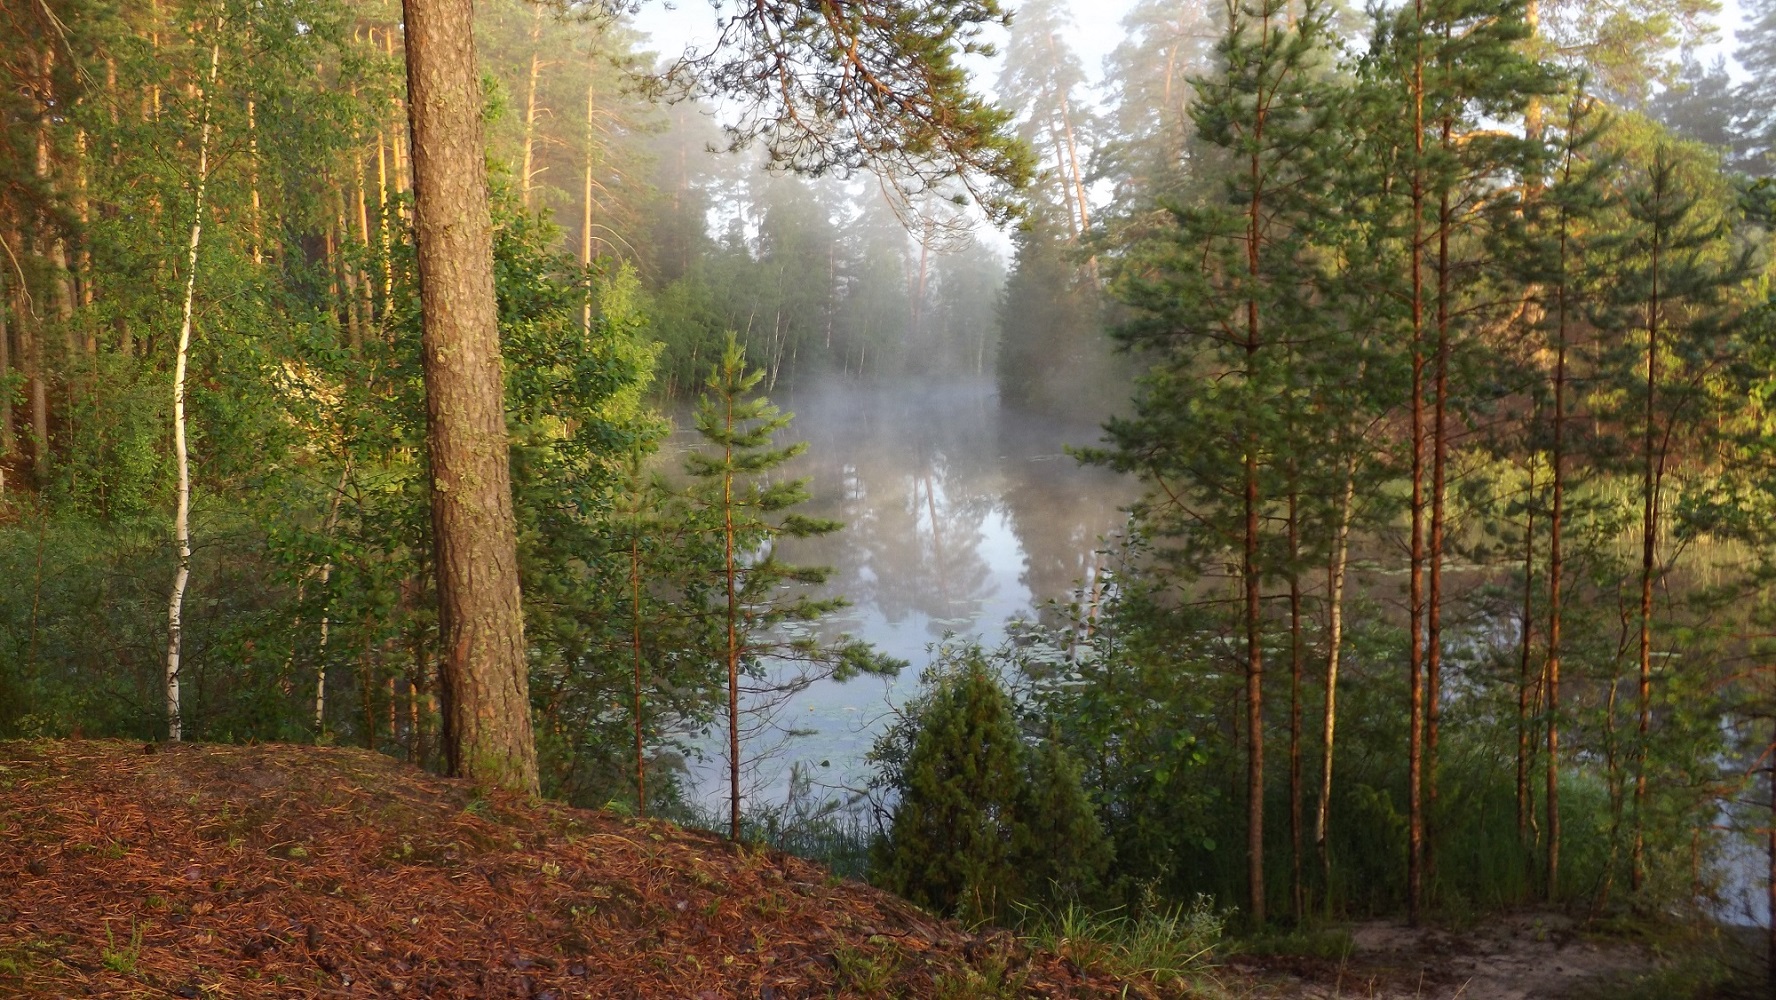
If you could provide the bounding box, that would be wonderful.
[633,0,1751,97]
[631,0,1145,106]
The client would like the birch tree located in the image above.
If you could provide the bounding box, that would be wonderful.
[164,23,222,743]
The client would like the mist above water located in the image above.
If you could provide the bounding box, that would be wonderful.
[667,376,1137,809]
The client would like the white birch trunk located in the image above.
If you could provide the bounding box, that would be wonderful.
[165,31,221,743]
[1315,459,1356,886]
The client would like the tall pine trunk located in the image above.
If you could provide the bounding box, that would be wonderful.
[1425,151,1454,896]
[165,29,222,743]
[1240,6,1275,926]
[1288,483,1304,923]
[1515,464,1536,857]
[1405,0,1429,923]
[402,0,538,795]
[1632,156,1665,893]
[1544,163,1572,897]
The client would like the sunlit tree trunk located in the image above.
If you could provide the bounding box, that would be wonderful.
[385,28,410,204]
[1543,182,1572,897]
[1632,161,1665,894]
[1425,144,1454,896]
[248,100,263,265]
[402,0,539,795]
[1405,5,1429,924]
[521,7,545,210]
[582,72,596,333]
[352,99,374,326]
[17,252,48,485]
[165,29,222,744]
[1317,459,1355,908]
[331,190,363,352]
[377,121,393,300]
[314,561,332,736]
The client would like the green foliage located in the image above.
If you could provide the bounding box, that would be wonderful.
[1019,897,1224,988]
[873,649,1033,921]
[871,646,1111,921]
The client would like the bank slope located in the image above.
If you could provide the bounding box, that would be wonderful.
[0,740,1141,999]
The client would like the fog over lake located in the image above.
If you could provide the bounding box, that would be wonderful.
[669,377,1136,809]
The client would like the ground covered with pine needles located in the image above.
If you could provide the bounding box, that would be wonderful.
[0,740,1154,999]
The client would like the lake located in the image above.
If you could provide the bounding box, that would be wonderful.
[664,377,1137,811]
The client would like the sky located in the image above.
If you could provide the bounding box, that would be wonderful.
[631,0,1751,96]
[630,0,1145,101]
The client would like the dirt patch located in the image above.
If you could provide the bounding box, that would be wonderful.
[1225,912,1657,1000]
[0,739,1151,999]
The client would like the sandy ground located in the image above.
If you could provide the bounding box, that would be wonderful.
[1221,911,1655,1000]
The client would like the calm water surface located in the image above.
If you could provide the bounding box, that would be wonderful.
[666,377,1135,809]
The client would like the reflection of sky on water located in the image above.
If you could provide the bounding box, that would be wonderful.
[671,378,1134,811]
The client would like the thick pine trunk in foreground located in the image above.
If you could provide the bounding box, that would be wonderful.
[401,0,538,796]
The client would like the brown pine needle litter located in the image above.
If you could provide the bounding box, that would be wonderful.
[0,740,1162,999]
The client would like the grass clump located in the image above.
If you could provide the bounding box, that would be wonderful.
[1235,924,1356,961]
[1017,895,1223,988]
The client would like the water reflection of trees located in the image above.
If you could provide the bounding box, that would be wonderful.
[995,403,1134,613]
[762,380,1137,642]
[775,380,1003,638]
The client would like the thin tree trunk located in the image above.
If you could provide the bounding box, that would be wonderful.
[21,257,48,486]
[0,269,12,462]
[1544,175,1571,897]
[377,123,392,299]
[385,28,411,203]
[402,0,539,795]
[582,71,596,333]
[248,99,263,265]
[1406,1,1428,924]
[631,504,647,817]
[1633,167,1664,894]
[1289,482,1305,923]
[1318,459,1355,908]
[1242,7,1273,927]
[352,108,374,326]
[1516,464,1536,858]
[332,191,363,352]
[314,561,333,736]
[165,29,222,744]
[521,7,545,209]
[725,393,742,841]
[1425,166,1453,897]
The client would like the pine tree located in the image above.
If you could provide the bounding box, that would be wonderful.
[1735,0,1776,175]
[1019,726,1115,908]
[873,649,1031,921]
[1092,0,1341,927]
[685,334,896,841]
